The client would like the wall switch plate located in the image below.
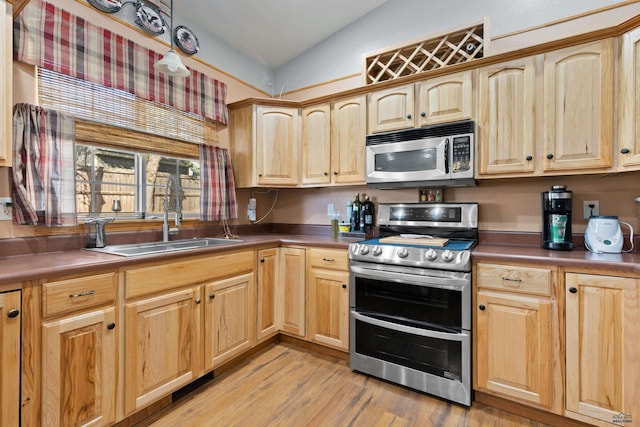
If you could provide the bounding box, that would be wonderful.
[583,200,599,219]
[0,197,12,220]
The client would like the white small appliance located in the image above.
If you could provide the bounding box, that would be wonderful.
[584,216,634,254]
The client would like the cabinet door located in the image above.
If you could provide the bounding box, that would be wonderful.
[0,0,12,167]
[257,248,279,341]
[0,290,20,427]
[280,247,306,337]
[301,104,332,185]
[478,57,536,176]
[367,85,415,133]
[308,268,349,350]
[416,70,472,126]
[124,289,200,415]
[543,39,613,172]
[256,106,300,186]
[618,28,640,170]
[204,273,255,370]
[42,307,117,427]
[565,273,640,425]
[475,291,554,410]
[331,95,366,184]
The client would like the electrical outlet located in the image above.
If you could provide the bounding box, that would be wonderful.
[0,197,12,220]
[327,203,335,216]
[583,200,599,219]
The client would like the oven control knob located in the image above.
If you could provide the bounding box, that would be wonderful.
[397,248,409,258]
[441,250,454,263]
[372,246,383,256]
[359,246,370,255]
[424,248,437,261]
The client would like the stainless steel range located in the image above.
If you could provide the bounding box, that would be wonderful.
[349,202,478,406]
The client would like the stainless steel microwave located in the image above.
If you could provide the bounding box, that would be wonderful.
[366,121,475,188]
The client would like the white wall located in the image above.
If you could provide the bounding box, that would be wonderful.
[273,0,622,92]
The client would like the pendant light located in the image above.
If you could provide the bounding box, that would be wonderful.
[154,0,190,77]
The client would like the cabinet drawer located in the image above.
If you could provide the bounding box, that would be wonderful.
[42,272,117,317]
[308,248,348,271]
[476,263,551,296]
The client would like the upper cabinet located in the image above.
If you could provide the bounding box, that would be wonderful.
[301,104,331,185]
[230,105,300,188]
[477,57,536,177]
[0,0,13,167]
[618,28,640,171]
[543,39,614,172]
[330,95,367,185]
[367,85,414,133]
[416,70,473,127]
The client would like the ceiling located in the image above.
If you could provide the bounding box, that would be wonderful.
[179,0,389,69]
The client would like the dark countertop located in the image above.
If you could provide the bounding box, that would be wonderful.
[0,233,361,290]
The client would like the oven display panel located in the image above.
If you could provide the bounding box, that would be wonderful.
[389,206,462,223]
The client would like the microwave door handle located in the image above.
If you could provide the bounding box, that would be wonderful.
[444,138,449,174]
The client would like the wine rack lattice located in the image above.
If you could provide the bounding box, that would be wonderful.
[364,23,485,85]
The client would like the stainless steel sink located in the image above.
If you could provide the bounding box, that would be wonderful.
[85,237,244,257]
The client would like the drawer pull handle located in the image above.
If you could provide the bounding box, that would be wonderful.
[323,258,335,262]
[69,290,96,298]
[7,309,19,318]
[501,277,522,287]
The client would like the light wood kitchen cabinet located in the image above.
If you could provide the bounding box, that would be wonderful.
[474,262,562,413]
[124,287,201,416]
[307,248,350,351]
[477,57,537,177]
[301,104,332,185]
[543,39,614,172]
[0,0,13,167]
[229,104,300,187]
[279,247,306,337]
[330,95,367,185]
[416,70,473,127]
[256,248,278,341]
[367,84,415,133]
[0,290,20,427]
[618,27,640,171]
[36,271,118,427]
[565,272,640,426]
[204,272,255,370]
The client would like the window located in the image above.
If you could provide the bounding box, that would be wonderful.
[76,145,200,219]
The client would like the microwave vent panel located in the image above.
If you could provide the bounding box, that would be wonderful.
[364,22,486,85]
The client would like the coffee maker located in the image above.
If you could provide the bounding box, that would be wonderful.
[542,185,573,250]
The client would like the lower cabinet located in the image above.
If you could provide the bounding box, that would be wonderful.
[204,273,255,370]
[307,248,350,351]
[0,290,21,427]
[256,248,279,341]
[279,247,306,337]
[474,262,562,414]
[124,288,201,416]
[565,272,640,426]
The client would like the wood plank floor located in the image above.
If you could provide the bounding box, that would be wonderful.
[136,342,550,427]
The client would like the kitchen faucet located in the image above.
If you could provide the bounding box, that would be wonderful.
[163,174,183,242]
[85,217,114,248]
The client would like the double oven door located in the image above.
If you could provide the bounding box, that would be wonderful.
[349,260,471,406]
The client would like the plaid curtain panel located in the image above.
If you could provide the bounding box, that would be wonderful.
[14,0,228,125]
[200,145,238,221]
[12,103,78,227]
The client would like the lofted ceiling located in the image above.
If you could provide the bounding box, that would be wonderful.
[179,0,389,69]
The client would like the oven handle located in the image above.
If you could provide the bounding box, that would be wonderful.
[352,311,468,342]
[350,265,468,291]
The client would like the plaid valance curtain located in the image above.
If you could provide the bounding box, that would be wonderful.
[14,0,228,125]
[12,103,77,227]
[199,146,238,221]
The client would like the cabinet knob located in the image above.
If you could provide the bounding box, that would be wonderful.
[333,171,338,175]
[260,258,265,263]
[107,322,116,330]
[420,112,426,117]
[479,304,486,311]
[324,172,328,176]
[342,284,347,289]
[209,293,215,299]
[195,298,201,304]
[569,287,578,294]
[546,153,554,160]
[7,308,19,318]
[258,173,263,177]
[621,148,630,154]
[526,155,533,161]
[406,114,412,119]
